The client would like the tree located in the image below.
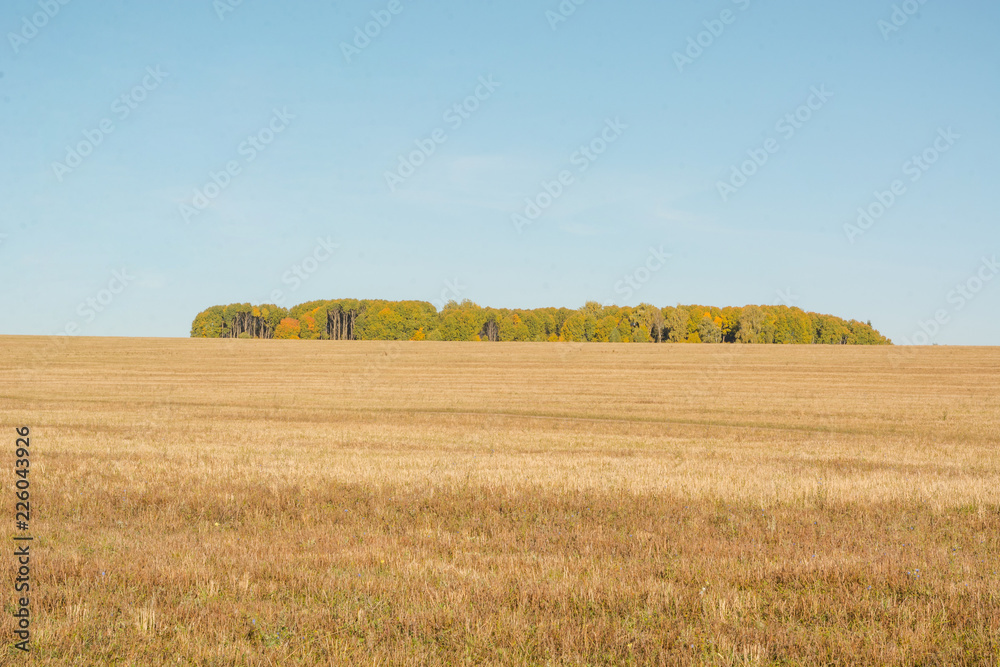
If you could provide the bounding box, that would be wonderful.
[815,315,850,344]
[190,306,225,338]
[559,313,588,342]
[299,308,324,340]
[190,299,892,346]
[698,314,723,343]
[364,306,406,340]
[274,318,301,339]
[720,307,741,343]
[632,325,653,343]
[438,300,484,341]
[642,304,665,342]
[737,305,765,343]
[662,307,690,343]
[593,315,619,342]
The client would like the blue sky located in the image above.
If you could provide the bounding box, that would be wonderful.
[1,0,997,343]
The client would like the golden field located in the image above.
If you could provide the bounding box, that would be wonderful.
[1,337,999,665]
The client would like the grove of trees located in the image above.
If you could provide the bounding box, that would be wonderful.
[190,300,892,345]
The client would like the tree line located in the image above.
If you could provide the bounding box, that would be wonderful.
[190,300,891,345]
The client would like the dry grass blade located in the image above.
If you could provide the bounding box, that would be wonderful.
[1,337,998,664]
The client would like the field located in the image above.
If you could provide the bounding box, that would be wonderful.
[2,337,999,665]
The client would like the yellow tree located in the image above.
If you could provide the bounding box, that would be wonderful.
[274,318,301,340]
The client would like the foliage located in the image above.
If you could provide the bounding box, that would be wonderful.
[190,301,892,345]
[274,318,301,340]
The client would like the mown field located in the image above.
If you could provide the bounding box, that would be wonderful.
[1,337,999,665]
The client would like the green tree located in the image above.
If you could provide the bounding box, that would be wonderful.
[440,300,484,341]
[190,306,226,338]
[364,306,407,340]
[737,305,765,343]
[190,299,892,346]
[593,315,619,342]
[662,307,690,342]
[559,313,589,342]
[698,314,723,343]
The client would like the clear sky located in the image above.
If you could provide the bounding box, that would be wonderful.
[1,0,997,343]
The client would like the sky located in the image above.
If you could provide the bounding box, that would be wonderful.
[0,0,997,344]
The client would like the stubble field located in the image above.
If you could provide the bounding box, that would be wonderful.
[1,337,999,665]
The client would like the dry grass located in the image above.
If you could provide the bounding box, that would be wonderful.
[1,337,999,665]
